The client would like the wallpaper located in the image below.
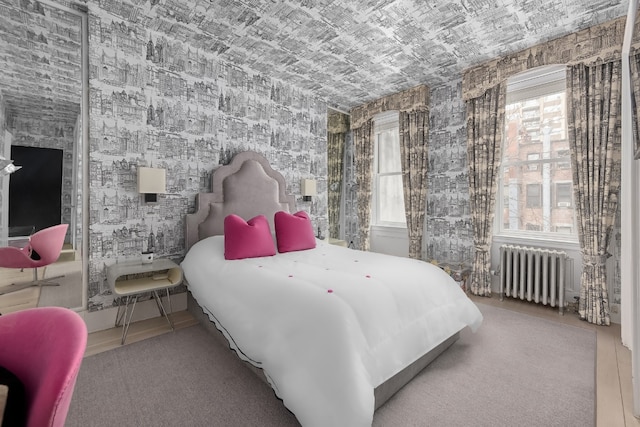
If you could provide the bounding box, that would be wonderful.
[80,0,626,112]
[425,80,473,269]
[85,5,327,311]
[2,0,626,311]
[341,80,472,266]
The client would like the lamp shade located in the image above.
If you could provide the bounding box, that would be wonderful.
[137,167,166,194]
[301,179,317,197]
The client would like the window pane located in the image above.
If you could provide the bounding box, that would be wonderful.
[378,174,406,223]
[556,182,572,206]
[501,80,576,238]
[526,183,541,208]
[378,129,401,174]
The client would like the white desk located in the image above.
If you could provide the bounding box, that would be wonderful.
[106,259,183,344]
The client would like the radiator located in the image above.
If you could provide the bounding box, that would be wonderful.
[499,245,567,314]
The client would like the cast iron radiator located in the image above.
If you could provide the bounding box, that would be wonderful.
[499,245,567,315]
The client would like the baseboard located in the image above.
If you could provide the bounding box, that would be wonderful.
[79,291,187,333]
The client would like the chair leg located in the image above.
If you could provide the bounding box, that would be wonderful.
[0,281,41,296]
[120,295,138,345]
[152,290,174,331]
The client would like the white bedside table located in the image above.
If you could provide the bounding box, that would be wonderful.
[328,238,348,247]
[106,258,183,344]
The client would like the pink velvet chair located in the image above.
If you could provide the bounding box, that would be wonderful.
[0,224,69,295]
[0,306,87,427]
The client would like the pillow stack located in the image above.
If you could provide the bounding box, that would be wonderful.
[223,211,316,260]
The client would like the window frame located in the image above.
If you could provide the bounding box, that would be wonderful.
[372,111,406,228]
[495,65,578,244]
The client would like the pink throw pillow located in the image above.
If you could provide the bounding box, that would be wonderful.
[224,214,276,260]
[274,211,316,253]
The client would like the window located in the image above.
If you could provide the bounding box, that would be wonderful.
[373,111,406,227]
[556,149,571,169]
[556,182,572,207]
[526,184,541,208]
[498,65,577,240]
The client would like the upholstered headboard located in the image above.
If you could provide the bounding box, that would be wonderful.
[185,151,296,251]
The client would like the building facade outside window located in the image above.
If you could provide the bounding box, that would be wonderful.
[498,66,577,241]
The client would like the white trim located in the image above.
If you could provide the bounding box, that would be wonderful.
[493,234,580,252]
[621,0,640,416]
[373,110,399,131]
[506,65,566,103]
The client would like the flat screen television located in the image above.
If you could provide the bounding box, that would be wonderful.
[9,145,63,237]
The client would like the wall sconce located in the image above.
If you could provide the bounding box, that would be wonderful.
[301,179,316,202]
[0,156,21,176]
[138,167,166,203]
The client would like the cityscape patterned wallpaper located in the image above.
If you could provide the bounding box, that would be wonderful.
[86,4,327,310]
[0,0,627,311]
[77,0,627,112]
[341,79,473,267]
[424,80,473,269]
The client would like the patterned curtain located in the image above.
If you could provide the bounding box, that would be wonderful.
[327,131,346,239]
[566,60,622,326]
[353,119,374,251]
[399,109,429,259]
[630,49,640,159]
[466,83,506,296]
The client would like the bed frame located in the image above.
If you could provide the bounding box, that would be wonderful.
[184,150,460,410]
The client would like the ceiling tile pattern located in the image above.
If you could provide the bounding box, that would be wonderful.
[138,0,628,110]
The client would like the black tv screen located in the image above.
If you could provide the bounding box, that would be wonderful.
[9,145,63,236]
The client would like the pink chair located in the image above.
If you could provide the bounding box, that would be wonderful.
[0,306,87,427]
[0,224,69,296]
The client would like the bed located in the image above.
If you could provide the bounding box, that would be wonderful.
[181,151,483,427]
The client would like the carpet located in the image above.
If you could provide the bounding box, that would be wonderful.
[66,303,595,427]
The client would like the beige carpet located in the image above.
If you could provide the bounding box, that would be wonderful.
[67,302,595,427]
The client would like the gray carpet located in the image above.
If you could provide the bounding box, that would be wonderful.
[37,269,83,309]
[67,303,595,427]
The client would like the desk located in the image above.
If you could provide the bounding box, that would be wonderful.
[106,259,183,344]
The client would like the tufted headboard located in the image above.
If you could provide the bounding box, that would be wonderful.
[185,151,296,251]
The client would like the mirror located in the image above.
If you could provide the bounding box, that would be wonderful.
[0,1,88,314]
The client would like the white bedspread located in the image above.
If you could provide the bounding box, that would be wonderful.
[181,236,482,427]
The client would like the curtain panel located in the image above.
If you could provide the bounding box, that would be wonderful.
[350,85,429,253]
[466,83,506,296]
[399,109,429,259]
[630,49,640,159]
[353,119,374,251]
[327,131,346,239]
[566,59,622,326]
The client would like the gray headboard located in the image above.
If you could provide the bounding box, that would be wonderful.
[185,151,296,251]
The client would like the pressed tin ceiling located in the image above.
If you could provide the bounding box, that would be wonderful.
[145,0,628,111]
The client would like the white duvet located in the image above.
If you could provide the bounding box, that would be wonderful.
[181,236,482,427]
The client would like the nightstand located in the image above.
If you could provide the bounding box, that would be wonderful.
[328,238,348,247]
[106,258,183,344]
